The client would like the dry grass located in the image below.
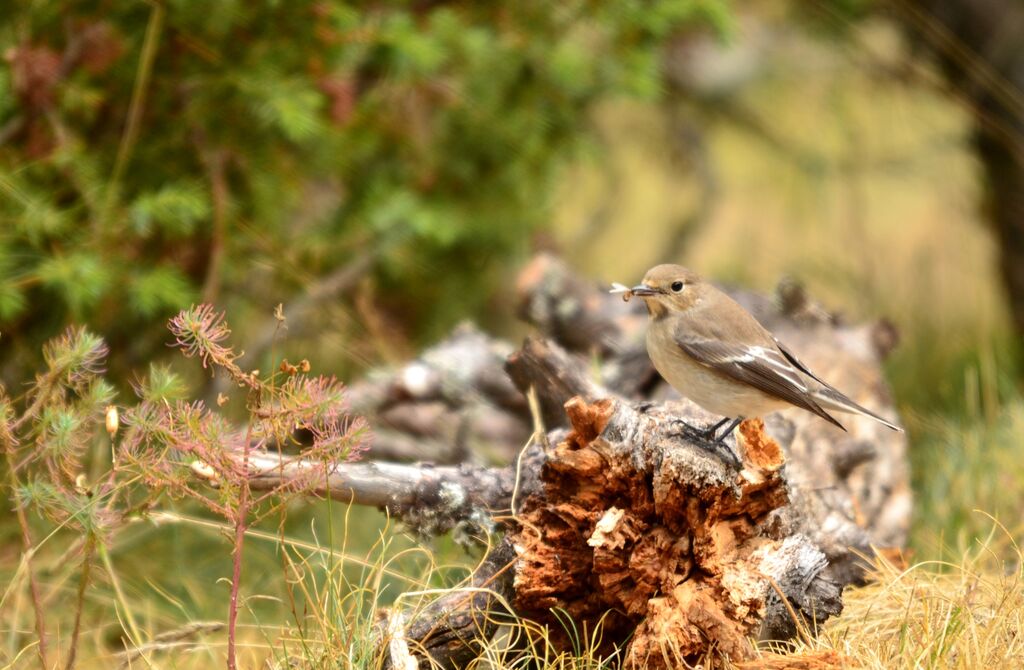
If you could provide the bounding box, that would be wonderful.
[450,532,1024,670]
[377,532,1024,670]
[766,535,1024,669]
[5,495,1024,669]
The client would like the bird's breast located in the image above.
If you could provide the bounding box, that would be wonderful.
[646,322,788,418]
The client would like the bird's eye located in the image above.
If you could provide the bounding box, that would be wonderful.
[671,281,684,292]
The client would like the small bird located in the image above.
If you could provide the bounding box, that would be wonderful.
[629,264,903,442]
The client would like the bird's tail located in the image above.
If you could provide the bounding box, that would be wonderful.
[811,386,904,432]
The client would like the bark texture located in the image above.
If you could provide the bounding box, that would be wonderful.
[509,400,842,667]
[343,323,531,464]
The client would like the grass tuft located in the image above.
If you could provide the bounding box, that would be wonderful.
[763,530,1024,669]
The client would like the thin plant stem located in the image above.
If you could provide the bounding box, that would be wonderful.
[226,501,248,670]
[64,531,97,670]
[99,0,165,233]
[98,542,151,667]
[9,481,49,670]
[227,420,256,670]
[10,371,59,433]
[2,426,49,669]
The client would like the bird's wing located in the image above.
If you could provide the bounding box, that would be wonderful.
[774,337,903,432]
[673,326,846,430]
[773,337,830,386]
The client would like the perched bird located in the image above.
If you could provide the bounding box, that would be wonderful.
[630,264,903,442]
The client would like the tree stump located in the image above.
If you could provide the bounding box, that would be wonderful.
[510,399,842,667]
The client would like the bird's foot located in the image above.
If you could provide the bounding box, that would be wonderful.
[680,416,741,442]
[666,417,705,438]
[709,417,744,444]
[707,440,742,469]
[666,417,743,469]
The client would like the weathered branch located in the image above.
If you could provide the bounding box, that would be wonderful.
[505,335,609,428]
[515,253,631,355]
[384,539,517,670]
[340,324,531,464]
[346,324,527,416]
[241,451,541,540]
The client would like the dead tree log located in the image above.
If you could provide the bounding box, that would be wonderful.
[342,323,531,464]
[204,254,908,667]
[242,394,849,666]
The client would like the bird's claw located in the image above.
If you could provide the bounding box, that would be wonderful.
[666,418,743,469]
[666,417,704,437]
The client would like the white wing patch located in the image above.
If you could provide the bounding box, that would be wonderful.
[741,345,809,392]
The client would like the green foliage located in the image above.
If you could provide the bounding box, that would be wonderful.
[0,0,718,383]
[136,362,190,402]
[4,326,113,525]
[129,181,211,237]
[36,253,112,317]
[128,266,196,318]
[0,249,27,320]
[907,354,1024,554]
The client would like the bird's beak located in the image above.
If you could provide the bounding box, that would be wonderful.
[630,284,659,297]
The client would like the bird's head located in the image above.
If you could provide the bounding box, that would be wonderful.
[631,264,704,318]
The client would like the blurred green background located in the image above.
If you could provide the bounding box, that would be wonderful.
[3,0,1024,667]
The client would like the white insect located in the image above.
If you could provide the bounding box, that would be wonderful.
[609,282,633,301]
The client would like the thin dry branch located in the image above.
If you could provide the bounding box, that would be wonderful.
[226,450,542,540]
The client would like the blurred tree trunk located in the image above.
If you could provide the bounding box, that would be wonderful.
[896,0,1024,334]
